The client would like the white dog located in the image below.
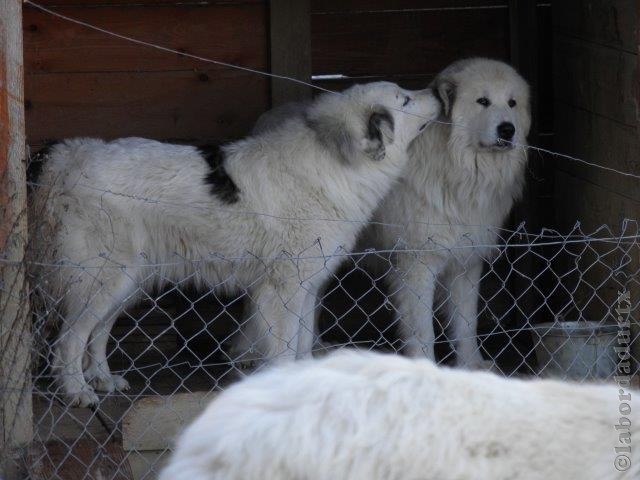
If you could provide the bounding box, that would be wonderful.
[366,58,531,367]
[255,58,530,368]
[33,82,440,406]
[160,350,638,480]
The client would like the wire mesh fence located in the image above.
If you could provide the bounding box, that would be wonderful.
[2,206,640,478]
[0,2,638,479]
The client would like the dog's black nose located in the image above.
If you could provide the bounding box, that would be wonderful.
[497,122,515,141]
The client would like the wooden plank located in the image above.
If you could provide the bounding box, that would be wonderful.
[553,102,640,202]
[24,3,268,74]
[635,0,640,380]
[555,170,640,232]
[536,3,554,132]
[122,392,214,451]
[507,0,543,342]
[553,0,637,53]
[269,0,312,106]
[127,450,168,480]
[0,1,33,479]
[509,0,538,89]
[33,395,131,443]
[312,7,509,76]
[312,0,508,14]
[25,69,269,144]
[30,0,263,5]
[553,35,637,127]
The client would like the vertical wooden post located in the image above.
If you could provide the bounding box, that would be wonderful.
[0,0,32,478]
[507,0,542,347]
[269,0,312,107]
[634,0,640,377]
[509,0,540,225]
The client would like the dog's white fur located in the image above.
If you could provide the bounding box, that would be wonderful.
[367,58,530,367]
[34,82,440,406]
[255,58,530,367]
[160,350,638,480]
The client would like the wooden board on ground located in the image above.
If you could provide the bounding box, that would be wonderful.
[122,391,215,451]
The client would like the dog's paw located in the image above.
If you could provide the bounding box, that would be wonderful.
[89,373,130,393]
[67,388,100,408]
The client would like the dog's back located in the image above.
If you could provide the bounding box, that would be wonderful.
[160,350,637,480]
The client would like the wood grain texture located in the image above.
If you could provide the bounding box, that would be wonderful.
[23,1,269,144]
[312,7,509,76]
[27,0,264,6]
[122,392,214,451]
[312,0,508,14]
[553,0,637,53]
[270,0,312,105]
[24,2,268,73]
[0,2,33,476]
[553,102,640,202]
[25,68,269,144]
[554,36,638,127]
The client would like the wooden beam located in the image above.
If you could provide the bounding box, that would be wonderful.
[0,0,32,478]
[269,0,312,106]
[634,0,640,377]
[507,0,543,330]
[122,392,215,479]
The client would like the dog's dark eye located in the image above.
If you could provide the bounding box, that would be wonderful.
[477,97,490,107]
[402,96,411,107]
[508,99,517,108]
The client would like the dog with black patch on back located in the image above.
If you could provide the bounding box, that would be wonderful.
[32,81,440,406]
[159,350,639,480]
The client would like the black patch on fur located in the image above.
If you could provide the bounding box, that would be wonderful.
[199,145,240,204]
[367,110,394,143]
[27,140,59,187]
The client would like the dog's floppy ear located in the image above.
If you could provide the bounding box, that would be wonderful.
[306,115,358,164]
[434,78,455,117]
[363,109,394,161]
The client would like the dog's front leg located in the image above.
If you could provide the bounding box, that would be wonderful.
[250,278,310,363]
[389,255,445,361]
[447,260,490,369]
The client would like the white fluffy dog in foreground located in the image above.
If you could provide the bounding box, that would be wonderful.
[33,82,440,406]
[256,58,531,367]
[160,350,638,480]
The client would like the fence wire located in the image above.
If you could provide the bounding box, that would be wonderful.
[2,200,640,479]
[0,3,638,479]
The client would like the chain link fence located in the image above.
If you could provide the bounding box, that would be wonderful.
[0,3,637,478]
[2,192,639,479]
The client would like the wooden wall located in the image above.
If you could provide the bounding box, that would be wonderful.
[23,0,270,148]
[311,0,511,91]
[552,1,639,360]
[23,0,553,147]
[553,1,639,229]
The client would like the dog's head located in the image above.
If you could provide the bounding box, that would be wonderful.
[306,81,440,164]
[432,58,531,152]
